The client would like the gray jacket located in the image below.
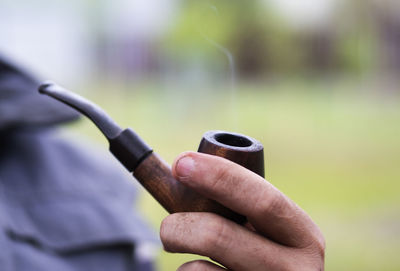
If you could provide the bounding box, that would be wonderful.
[0,55,158,271]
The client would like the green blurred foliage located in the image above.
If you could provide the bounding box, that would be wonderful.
[164,0,301,78]
[337,32,375,74]
[163,0,383,78]
[335,0,377,75]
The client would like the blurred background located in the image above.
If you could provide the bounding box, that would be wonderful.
[1,0,399,270]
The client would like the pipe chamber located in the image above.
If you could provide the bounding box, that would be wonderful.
[134,130,264,224]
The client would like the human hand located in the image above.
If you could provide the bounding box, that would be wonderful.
[160,152,325,271]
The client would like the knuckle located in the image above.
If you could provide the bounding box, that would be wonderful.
[315,234,326,257]
[210,162,234,191]
[297,239,326,271]
[305,227,326,258]
[310,234,326,263]
[197,215,231,253]
[254,187,289,217]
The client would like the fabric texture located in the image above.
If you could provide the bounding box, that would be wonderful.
[0,54,79,132]
[0,56,158,271]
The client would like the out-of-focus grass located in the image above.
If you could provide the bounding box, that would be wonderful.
[67,79,400,271]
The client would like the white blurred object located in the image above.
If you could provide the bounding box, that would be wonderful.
[103,0,178,39]
[267,0,338,30]
[99,0,179,82]
[0,1,92,86]
[134,242,160,263]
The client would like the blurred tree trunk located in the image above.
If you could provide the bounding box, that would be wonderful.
[375,8,400,75]
[301,30,338,73]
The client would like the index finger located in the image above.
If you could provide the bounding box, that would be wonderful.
[172,152,324,249]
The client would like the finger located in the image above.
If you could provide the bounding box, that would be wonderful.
[172,152,323,248]
[161,212,296,271]
[177,260,226,271]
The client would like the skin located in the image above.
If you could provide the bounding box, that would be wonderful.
[160,152,325,271]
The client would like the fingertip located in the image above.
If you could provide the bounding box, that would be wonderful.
[159,214,179,252]
[172,151,197,180]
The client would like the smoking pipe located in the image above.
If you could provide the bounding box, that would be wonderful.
[38,82,264,224]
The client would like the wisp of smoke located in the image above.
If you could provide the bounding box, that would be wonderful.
[197,4,239,129]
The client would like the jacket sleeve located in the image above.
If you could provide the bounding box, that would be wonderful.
[0,130,159,271]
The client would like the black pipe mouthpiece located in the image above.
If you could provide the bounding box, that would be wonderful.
[109,128,152,172]
[38,82,153,172]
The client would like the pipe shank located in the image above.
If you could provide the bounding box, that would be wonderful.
[133,152,246,224]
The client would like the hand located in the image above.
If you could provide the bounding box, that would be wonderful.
[160,152,325,271]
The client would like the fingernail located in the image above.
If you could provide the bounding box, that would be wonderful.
[176,156,195,179]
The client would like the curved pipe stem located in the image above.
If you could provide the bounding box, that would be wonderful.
[39,82,122,139]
